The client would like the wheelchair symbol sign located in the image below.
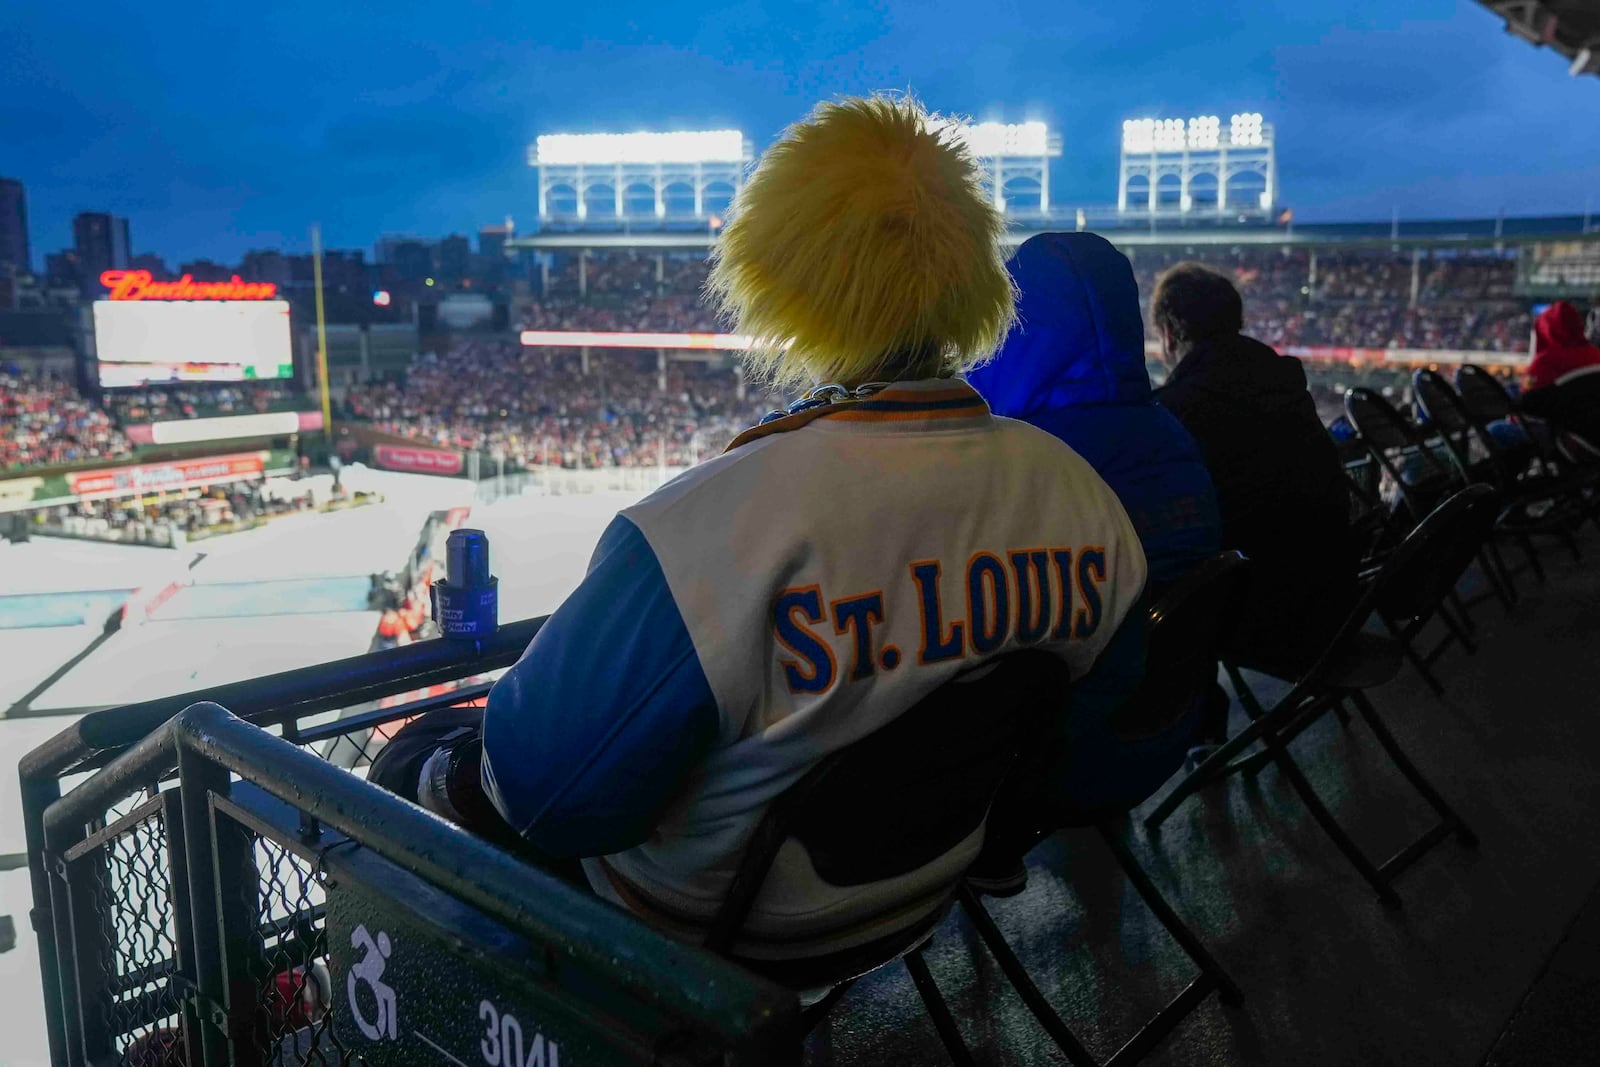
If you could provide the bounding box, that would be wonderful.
[347,924,398,1041]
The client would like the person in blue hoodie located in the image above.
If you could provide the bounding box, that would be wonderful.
[964,233,1223,893]
[967,232,1220,593]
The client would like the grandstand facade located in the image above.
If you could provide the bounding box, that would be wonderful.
[6,212,1598,528]
[508,217,1599,363]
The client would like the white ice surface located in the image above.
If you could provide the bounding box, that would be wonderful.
[0,867,49,1067]
[472,488,637,622]
[25,611,382,712]
[0,537,188,597]
[0,474,648,1065]
[0,626,100,712]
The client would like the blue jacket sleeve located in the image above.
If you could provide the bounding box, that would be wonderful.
[481,515,720,857]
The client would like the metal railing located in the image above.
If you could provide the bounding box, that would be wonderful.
[21,621,799,1066]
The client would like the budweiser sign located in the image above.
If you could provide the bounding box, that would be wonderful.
[100,269,278,301]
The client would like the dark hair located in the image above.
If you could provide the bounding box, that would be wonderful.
[1150,262,1244,351]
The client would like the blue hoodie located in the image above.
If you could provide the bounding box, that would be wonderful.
[968,233,1220,591]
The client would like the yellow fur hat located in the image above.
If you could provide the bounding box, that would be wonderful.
[708,94,1014,388]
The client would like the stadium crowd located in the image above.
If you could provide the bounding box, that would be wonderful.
[343,340,772,468]
[29,478,315,546]
[0,247,1565,479]
[544,251,708,296]
[105,381,301,424]
[521,293,714,336]
[1,368,132,471]
[521,247,1534,354]
[0,372,306,475]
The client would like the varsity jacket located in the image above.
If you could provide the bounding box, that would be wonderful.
[482,377,1147,957]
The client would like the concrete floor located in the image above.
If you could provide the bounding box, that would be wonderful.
[806,531,1600,1066]
[1483,877,1600,1066]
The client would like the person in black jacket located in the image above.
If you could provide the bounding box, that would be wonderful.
[1151,263,1357,749]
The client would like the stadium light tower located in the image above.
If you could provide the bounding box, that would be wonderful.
[1117,113,1277,219]
[946,121,1063,217]
[529,130,754,225]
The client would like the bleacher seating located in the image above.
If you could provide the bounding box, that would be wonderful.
[343,340,774,468]
[104,381,304,423]
[527,247,1535,354]
[0,369,131,471]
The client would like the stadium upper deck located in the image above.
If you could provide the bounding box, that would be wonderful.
[517,235,1586,357]
[520,211,1598,247]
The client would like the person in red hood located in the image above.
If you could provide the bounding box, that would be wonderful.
[1527,301,1600,393]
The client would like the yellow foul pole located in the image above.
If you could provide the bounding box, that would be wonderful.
[311,223,332,435]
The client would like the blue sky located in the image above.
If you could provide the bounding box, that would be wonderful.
[3,0,1596,264]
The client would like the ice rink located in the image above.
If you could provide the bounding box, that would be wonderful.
[0,469,649,1066]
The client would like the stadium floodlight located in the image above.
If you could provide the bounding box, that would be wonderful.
[1229,113,1264,147]
[534,130,746,166]
[1187,115,1220,149]
[1153,118,1187,150]
[928,119,1058,216]
[1118,111,1276,218]
[1122,118,1156,153]
[1126,115,1225,151]
[950,121,1051,158]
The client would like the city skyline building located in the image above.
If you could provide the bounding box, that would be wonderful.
[72,211,131,292]
[0,178,29,275]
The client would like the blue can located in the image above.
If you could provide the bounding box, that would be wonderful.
[431,528,498,638]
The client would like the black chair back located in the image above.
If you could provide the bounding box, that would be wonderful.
[705,651,1069,953]
[1417,368,1561,499]
[1305,485,1499,685]
[1345,387,1461,519]
[1412,369,1476,436]
[1344,387,1416,453]
[1373,484,1502,624]
[1454,363,1562,469]
[1110,551,1248,741]
[1454,365,1517,424]
[1412,369,1486,477]
[1519,373,1600,461]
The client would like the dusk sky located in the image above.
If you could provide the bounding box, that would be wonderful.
[3,0,1597,265]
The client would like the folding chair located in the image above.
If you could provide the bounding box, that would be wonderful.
[702,651,1071,1065]
[1345,386,1517,615]
[1412,369,1588,568]
[1451,366,1548,472]
[1145,487,1497,908]
[1342,451,1413,575]
[1453,364,1600,527]
[1465,362,1600,468]
[959,553,1249,1067]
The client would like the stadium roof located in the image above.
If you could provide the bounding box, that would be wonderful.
[1477,1,1600,76]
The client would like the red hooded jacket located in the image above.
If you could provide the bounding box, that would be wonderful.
[1526,301,1600,392]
